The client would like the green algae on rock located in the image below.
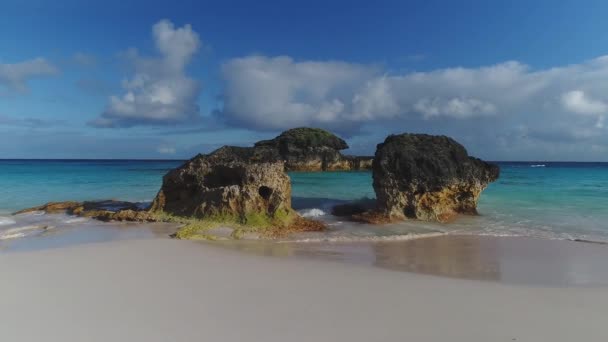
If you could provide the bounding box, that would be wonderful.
[253,127,373,171]
[150,145,325,239]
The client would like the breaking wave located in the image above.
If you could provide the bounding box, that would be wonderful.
[282,232,445,243]
[298,208,327,217]
[0,225,51,240]
[0,216,16,226]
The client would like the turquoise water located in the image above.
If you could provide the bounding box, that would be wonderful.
[1,160,608,242]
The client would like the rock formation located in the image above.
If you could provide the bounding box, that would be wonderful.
[370,134,499,223]
[150,146,295,227]
[14,200,156,222]
[253,127,372,171]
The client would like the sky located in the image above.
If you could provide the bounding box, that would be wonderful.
[2,0,608,160]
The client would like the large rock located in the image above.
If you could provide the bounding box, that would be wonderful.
[372,134,499,222]
[253,127,372,171]
[150,146,293,225]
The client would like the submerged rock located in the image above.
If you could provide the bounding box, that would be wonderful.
[14,200,156,222]
[150,146,295,227]
[14,201,83,215]
[253,127,372,171]
[371,134,499,223]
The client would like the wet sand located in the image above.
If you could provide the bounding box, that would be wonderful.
[215,234,608,287]
[1,238,607,342]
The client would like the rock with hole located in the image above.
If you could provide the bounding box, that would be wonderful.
[150,146,293,225]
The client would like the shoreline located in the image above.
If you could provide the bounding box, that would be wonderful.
[208,233,608,287]
[3,217,608,287]
[1,238,607,342]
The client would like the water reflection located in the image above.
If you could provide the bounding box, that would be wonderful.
[372,236,501,281]
[213,235,608,287]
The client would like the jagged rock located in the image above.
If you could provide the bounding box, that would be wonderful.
[253,127,372,171]
[150,146,294,226]
[372,134,499,222]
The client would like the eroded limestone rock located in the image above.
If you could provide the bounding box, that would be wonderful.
[150,146,294,226]
[253,127,372,171]
[371,134,499,222]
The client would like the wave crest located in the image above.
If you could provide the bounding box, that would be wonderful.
[298,208,327,217]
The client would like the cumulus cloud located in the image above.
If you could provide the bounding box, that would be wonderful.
[0,58,58,93]
[218,56,378,131]
[216,55,608,145]
[216,57,543,131]
[414,97,496,119]
[91,19,201,128]
[212,54,608,159]
[560,90,606,114]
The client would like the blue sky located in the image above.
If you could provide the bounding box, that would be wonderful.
[2,0,608,160]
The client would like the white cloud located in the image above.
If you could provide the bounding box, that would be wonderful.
[414,97,496,119]
[0,58,58,93]
[91,19,201,127]
[217,57,540,131]
[560,90,607,114]
[216,55,608,143]
[219,56,378,130]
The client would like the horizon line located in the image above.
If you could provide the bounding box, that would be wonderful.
[1,158,607,163]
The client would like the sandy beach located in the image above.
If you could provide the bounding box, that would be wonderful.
[1,237,607,342]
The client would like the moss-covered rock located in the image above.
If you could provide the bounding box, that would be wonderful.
[253,127,372,171]
[150,146,293,225]
[255,127,349,150]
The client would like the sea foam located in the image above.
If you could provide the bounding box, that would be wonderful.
[298,208,327,217]
[0,216,16,226]
[0,225,49,240]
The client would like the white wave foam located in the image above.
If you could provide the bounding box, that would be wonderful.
[298,208,327,217]
[0,216,16,226]
[15,210,46,217]
[0,225,48,240]
[530,164,546,168]
[283,232,444,243]
[65,217,88,224]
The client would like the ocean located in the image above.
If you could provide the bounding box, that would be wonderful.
[1,160,608,244]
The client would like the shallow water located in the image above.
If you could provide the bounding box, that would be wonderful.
[1,160,608,245]
[0,212,179,252]
[212,235,608,287]
[290,162,608,243]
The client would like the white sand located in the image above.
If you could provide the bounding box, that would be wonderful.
[1,239,607,342]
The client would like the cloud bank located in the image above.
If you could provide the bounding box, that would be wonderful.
[216,56,608,142]
[0,58,58,94]
[91,20,202,127]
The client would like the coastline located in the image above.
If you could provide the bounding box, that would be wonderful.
[1,237,607,342]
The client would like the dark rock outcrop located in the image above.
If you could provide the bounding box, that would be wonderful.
[371,134,499,222]
[253,127,372,171]
[150,146,294,226]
